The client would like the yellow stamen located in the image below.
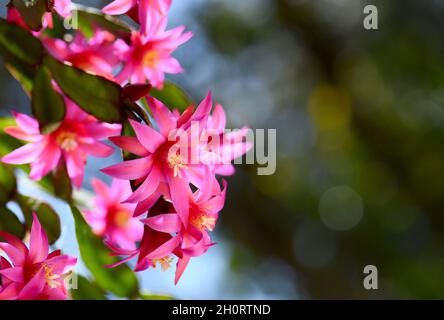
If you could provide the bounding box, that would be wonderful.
[42,264,61,289]
[191,213,216,231]
[167,153,187,178]
[200,216,216,231]
[143,51,159,68]
[56,131,78,152]
[152,256,173,272]
[114,211,129,228]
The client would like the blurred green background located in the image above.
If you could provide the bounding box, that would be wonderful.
[2,0,444,299]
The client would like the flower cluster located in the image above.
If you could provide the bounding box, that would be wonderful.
[0,214,77,300]
[103,95,250,283]
[8,0,190,89]
[44,29,120,80]
[1,0,250,298]
[114,25,192,88]
[1,98,121,188]
[102,0,191,87]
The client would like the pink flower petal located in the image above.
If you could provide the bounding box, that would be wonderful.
[145,235,181,260]
[174,255,190,285]
[4,126,41,142]
[102,0,136,15]
[0,282,20,300]
[159,57,183,74]
[0,267,24,283]
[91,178,111,201]
[82,122,121,140]
[17,268,46,300]
[146,97,175,136]
[210,103,226,133]
[110,178,133,200]
[166,173,190,226]
[0,231,28,255]
[215,164,235,176]
[28,141,61,181]
[129,119,165,153]
[0,243,26,266]
[105,253,138,268]
[46,255,77,274]
[142,213,181,233]
[65,151,86,188]
[28,213,49,264]
[124,164,161,203]
[192,92,213,123]
[134,257,151,272]
[12,111,39,134]
[79,140,114,158]
[101,156,152,180]
[139,0,157,36]
[133,191,162,217]
[202,180,227,213]
[181,231,214,257]
[109,136,149,156]
[46,287,68,300]
[1,142,44,165]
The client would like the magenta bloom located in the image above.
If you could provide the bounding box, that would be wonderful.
[145,179,227,284]
[43,30,120,80]
[200,103,252,176]
[102,94,215,225]
[1,99,121,188]
[103,93,250,284]
[0,213,77,300]
[83,178,143,250]
[102,94,237,283]
[114,25,192,88]
[103,0,172,36]
[108,178,226,284]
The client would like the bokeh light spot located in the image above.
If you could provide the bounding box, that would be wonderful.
[319,186,363,231]
[309,85,352,130]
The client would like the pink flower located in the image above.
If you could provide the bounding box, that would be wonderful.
[145,178,227,284]
[43,30,120,80]
[103,94,250,283]
[114,24,192,88]
[108,177,226,284]
[1,99,121,188]
[83,178,143,250]
[200,103,252,176]
[102,94,215,225]
[0,213,77,300]
[104,196,182,271]
[103,0,172,36]
[103,94,249,219]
